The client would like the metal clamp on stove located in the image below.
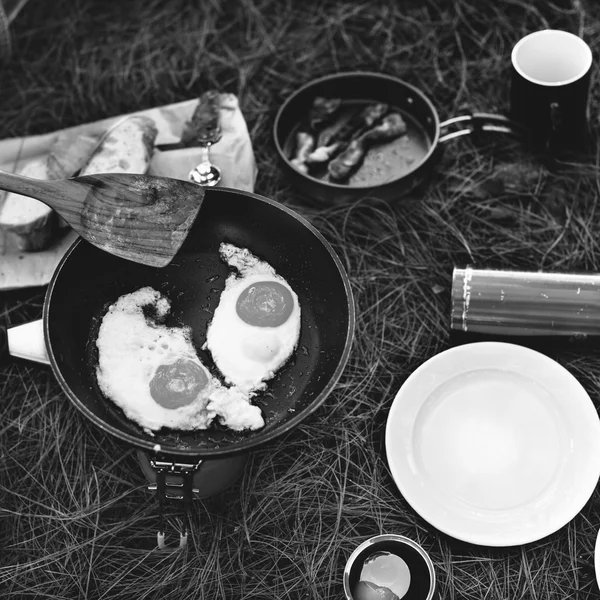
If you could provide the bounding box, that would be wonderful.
[137,449,250,551]
[143,454,204,551]
[148,457,203,501]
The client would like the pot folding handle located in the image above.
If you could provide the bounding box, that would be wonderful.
[0,321,50,365]
[439,112,527,144]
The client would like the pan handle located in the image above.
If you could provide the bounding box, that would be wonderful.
[439,112,527,144]
[0,320,50,364]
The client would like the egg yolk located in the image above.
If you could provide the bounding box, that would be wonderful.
[236,281,294,327]
[149,358,209,409]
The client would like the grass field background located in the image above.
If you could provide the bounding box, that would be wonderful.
[2,0,600,598]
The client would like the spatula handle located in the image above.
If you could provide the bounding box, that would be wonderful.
[0,169,79,209]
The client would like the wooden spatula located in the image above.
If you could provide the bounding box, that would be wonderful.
[0,170,205,267]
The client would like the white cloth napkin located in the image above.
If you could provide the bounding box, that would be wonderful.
[150,93,256,191]
[0,95,257,290]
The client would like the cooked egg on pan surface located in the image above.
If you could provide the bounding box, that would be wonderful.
[205,243,301,393]
[95,286,264,433]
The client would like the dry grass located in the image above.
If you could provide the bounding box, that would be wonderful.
[2,0,600,598]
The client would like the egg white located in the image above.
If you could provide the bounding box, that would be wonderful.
[96,286,264,433]
[205,244,301,392]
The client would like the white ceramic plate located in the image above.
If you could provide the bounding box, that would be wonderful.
[385,342,600,547]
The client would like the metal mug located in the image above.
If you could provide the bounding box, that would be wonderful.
[343,534,436,600]
[510,29,593,155]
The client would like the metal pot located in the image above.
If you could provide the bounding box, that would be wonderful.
[274,71,523,206]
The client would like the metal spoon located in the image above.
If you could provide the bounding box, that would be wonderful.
[186,91,223,187]
[188,132,222,186]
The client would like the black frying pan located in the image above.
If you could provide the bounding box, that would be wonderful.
[3,187,355,458]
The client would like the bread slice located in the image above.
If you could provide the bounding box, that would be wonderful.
[47,131,100,180]
[79,115,158,176]
[0,158,57,251]
[47,131,100,228]
[0,115,158,253]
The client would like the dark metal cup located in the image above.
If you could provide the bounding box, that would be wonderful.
[510,29,593,155]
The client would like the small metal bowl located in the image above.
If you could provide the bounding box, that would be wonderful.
[273,71,439,206]
[343,534,436,600]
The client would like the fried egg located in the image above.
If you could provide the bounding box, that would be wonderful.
[95,286,264,433]
[205,243,301,392]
